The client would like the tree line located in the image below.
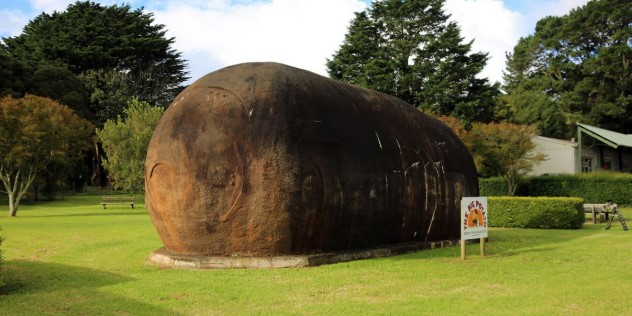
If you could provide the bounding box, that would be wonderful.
[327,0,630,193]
[1,0,630,215]
[329,0,631,138]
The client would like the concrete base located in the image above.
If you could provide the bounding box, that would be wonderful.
[149,239,462,269]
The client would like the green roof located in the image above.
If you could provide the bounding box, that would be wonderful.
[577,123,632,148]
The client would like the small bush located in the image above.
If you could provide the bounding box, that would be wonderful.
[488,197,584,229]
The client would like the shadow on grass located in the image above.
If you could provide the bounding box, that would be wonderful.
[385,225,603,261]
[0,260,181,315]
[1,260,128,294]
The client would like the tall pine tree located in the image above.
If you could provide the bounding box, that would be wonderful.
[327,0,499,122]
[503,0,632,137]
[2,1,188,125]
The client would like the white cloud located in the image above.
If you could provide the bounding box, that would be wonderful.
[30,0,74,13]
[0,9,31,37]
[444,0,525,84]
[30,0,160,14]
[444,0,589,84]
[158,0,581,85]
[527,0,589,21]
[153,0,367,83]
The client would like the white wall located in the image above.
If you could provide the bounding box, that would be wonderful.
[530,136,577,175]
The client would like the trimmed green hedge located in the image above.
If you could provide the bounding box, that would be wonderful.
[481,172,632,205]
[488,197,584,229]
[479,178,506,196]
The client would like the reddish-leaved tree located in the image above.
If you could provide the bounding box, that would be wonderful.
[0,95,94,216]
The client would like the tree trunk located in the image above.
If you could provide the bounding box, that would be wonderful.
[8,193,18,217]
[93,142,106,187]
[2,167,35,217]
[505,174,517,197]
[508,182,516,197]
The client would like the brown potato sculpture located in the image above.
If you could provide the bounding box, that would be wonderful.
[145,62,478,257]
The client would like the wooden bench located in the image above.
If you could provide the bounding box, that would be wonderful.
[101,196,135,209]
[583,203,614,224]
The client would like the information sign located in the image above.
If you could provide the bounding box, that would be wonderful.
[461,197,488,240]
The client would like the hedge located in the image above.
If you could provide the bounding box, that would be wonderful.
[488,197,584,229]
[480,172,632,205]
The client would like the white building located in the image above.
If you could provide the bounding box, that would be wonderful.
[530,123,632,176]
[530,136,577,176]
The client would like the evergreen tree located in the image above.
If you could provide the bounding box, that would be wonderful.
[327,0,499,122]
[503,0,632,137]
[29,65,92,120]
[0,49,29,98]
[2,1,188,124]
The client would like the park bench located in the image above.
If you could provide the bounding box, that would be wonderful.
[101,196,135,209]
[583,203,613,224]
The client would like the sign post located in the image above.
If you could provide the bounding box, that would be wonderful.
[460,197,488,261]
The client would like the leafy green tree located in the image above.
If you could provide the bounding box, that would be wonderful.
[96,99,164,193]
[2,1,188,123]
[79,69,134,127]
[498,91,566,138]
[327,0,500,122]
[0,95,94,216]
[503,0,632,137]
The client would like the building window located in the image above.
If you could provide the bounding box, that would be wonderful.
[582,157,592,172]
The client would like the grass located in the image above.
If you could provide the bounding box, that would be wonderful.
[0,191,631,315]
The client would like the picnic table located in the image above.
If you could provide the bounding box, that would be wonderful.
[583,203,614,224]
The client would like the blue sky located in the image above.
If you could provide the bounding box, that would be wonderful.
[0,0,590,84]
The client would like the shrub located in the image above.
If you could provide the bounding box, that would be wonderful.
[526,173,632,204]
[480,172,632,205]
[480,178,510,196]
[488,197,584,229]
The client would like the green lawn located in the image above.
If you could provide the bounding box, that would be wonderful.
[0,191,630,315]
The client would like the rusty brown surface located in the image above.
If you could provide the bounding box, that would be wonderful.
[145,62,478,257]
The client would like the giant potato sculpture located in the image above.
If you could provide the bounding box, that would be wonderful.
[145,62,478,259]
